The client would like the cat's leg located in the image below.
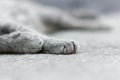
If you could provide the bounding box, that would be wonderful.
[0,31,44,53]
[0,21,43,53]
[0,21,78,54]
[0,31,78,54]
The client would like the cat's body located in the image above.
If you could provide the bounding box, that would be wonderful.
[0,0,109,54]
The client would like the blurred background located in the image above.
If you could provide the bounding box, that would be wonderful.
[34,0,120,13]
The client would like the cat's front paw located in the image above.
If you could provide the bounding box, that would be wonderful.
[62,41,77,54]
[43,40,78,54]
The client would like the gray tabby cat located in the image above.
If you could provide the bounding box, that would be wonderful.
[0,0,109,54]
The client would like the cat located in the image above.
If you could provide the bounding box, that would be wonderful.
[0,0,110,54]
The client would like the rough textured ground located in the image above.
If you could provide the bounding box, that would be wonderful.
[0,14,120,80]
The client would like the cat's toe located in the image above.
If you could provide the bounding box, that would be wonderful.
[63,41,78,54]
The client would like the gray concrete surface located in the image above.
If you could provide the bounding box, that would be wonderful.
[0,14,120,80]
